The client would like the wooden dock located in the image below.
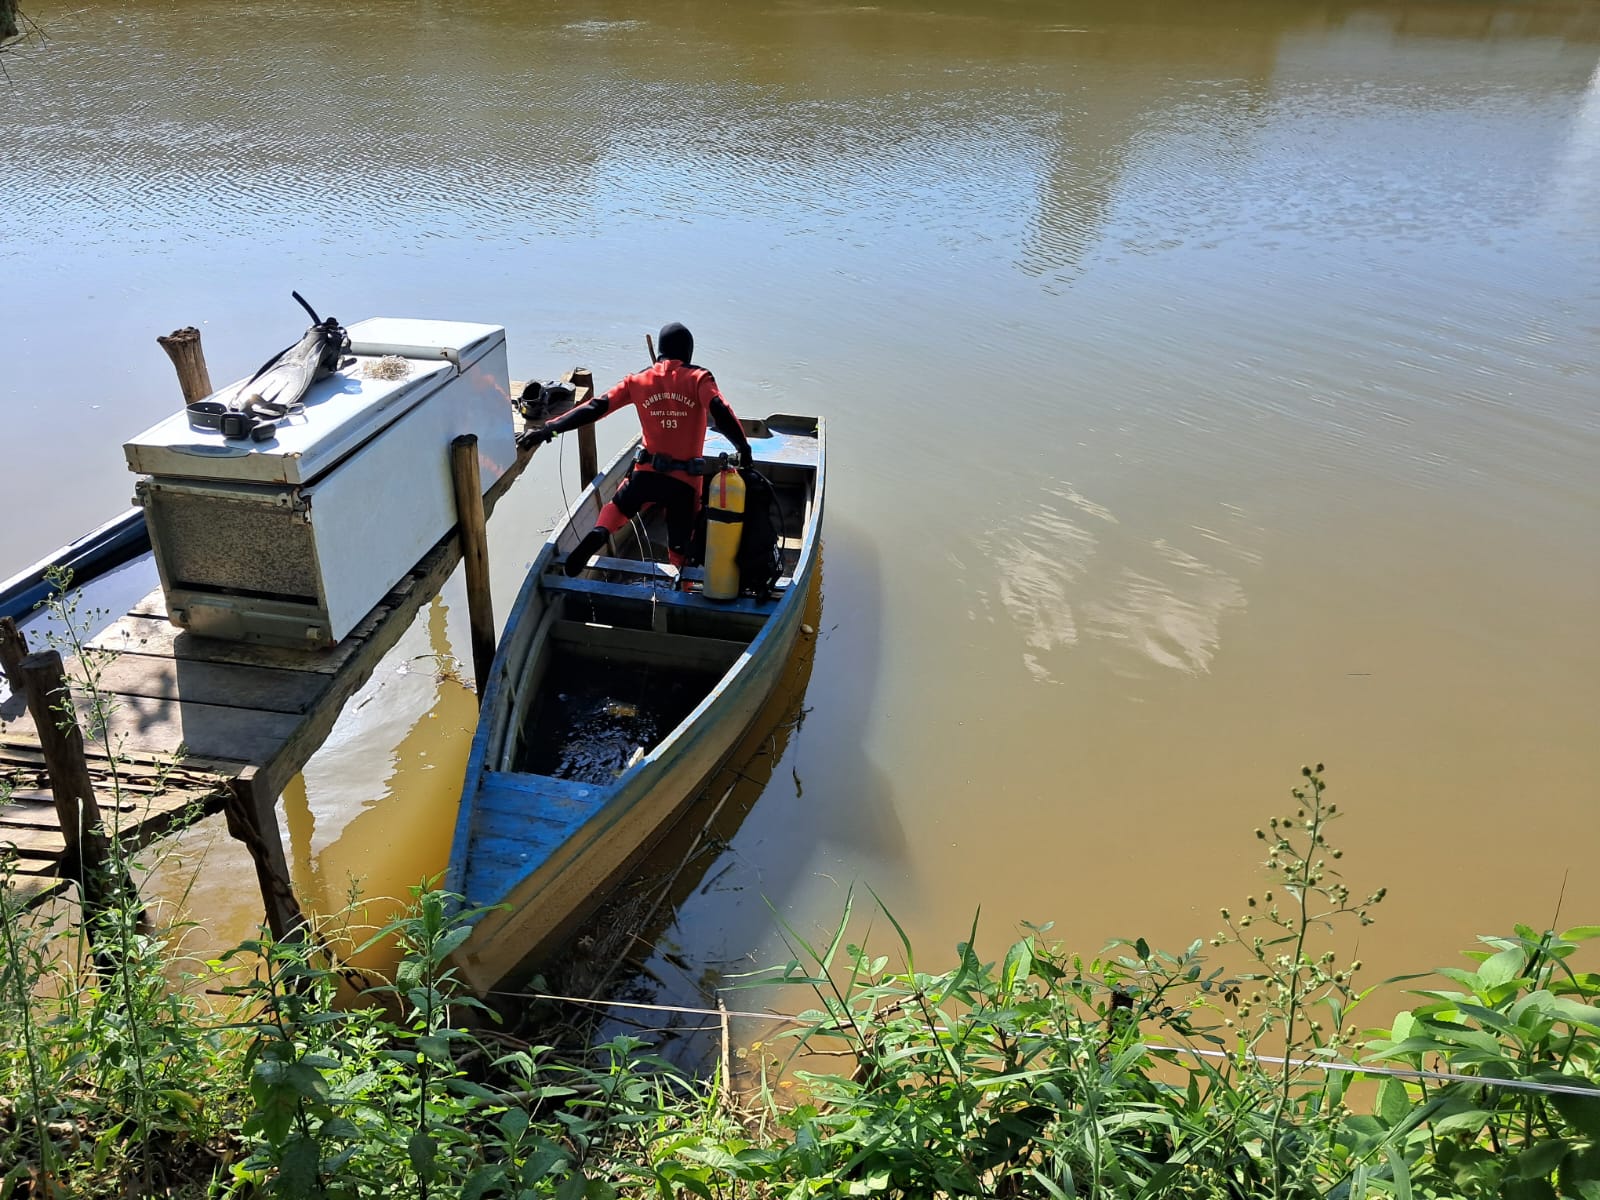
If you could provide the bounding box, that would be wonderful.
[0,378,592,934]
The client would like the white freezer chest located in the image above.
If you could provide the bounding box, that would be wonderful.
[123,318,515,648]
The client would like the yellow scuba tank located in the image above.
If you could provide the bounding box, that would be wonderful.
[702,462,746,601]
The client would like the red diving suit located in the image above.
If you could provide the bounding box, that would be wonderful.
[519,324,752,575]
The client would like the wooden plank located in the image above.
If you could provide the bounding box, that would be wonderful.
[545,573,781,616]
[5,866,66,892]
[88,653,325,715]
[0,826,66,855]
[89,614,366,675]
[1,785,216,867]
[588,555,675,581]
[463,857,529,910]
[129,590,167,619]
[550,619,747,672]
[8,773,213,800]
[1,741,243,780]
[3,695,289,769]
[1,787,201,822]
[478,772,605,820]
[1,797,65,829]
[87,694,300,764]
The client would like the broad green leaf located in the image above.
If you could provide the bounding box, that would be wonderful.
[681,1145,754,1171]
[318,1117,361,1142]
[1564,1143,1600,1187]
[1549,998,1600,1031]
[1002,940,1033,996]
[1414,1018,1504,1055]
[1431,1108,1493,1136]
[555,1170,589,1200]
[1376,1077,1410,1125]
[500,1106,531,1142]
[1516,1140,1572,1180]
[1552,1090,1600,1139]
[417,1035,453,1062]
[409,1131,437,1181]
[285,1062,331,1103]
[1561,926,1600,942]
[1479,947,1528,990]
[1502,1178,1559,1200]
[1554,973,1600,997]
[447,1078,501,1101]
[278,1134,321,1197]
[463,1166,507,1200]
[431,924,476,962]
[1387,1146,1413,1200]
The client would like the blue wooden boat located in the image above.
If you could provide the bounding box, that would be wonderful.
[445,414,825,996]
[0,509,150,624]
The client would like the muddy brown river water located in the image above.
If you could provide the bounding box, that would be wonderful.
[3,0,1597,1055]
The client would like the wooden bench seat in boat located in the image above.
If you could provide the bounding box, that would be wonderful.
[461,770,610,907]
[542,571,789,617]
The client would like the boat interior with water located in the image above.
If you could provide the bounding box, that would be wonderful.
[498,415,820,786]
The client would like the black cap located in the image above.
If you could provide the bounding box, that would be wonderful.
[656,322,693,364]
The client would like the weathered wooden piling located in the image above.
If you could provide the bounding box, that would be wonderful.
[567,368,600,485]
[450,434,496,699]
[16,649,142,931]
[0,616,27,693]
[156,326,214,404]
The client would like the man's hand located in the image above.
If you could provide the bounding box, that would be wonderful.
[517,423,555,451]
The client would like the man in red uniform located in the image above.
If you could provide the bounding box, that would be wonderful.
[518,322,753,577]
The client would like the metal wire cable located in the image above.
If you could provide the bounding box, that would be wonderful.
[485,989,1600,1099]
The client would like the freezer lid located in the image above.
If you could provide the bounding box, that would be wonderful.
[123,319,506,486]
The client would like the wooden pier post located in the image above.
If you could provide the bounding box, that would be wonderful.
[567,368,599,486]
[222,780,305,943]
[17,650,140,928]
[156,326,214,404]
[450,435,496,699]
[0,616,27,693]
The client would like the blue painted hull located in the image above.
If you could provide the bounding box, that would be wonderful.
[0,509,150,623]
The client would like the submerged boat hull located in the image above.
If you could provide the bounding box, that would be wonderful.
[446,415,824,997]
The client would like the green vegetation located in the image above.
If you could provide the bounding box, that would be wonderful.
[4,767,1598,1198]
[2,581,1597,1195]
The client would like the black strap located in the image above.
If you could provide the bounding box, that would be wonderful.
[184,292,348,441]
[635,447,738,475]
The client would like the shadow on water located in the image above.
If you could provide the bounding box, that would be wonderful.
[279,595,480,976]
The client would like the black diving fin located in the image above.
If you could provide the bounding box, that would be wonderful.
[186,292,351,440]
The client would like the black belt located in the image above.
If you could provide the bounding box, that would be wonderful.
[634,448,738,475]
[185,399,289,442]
